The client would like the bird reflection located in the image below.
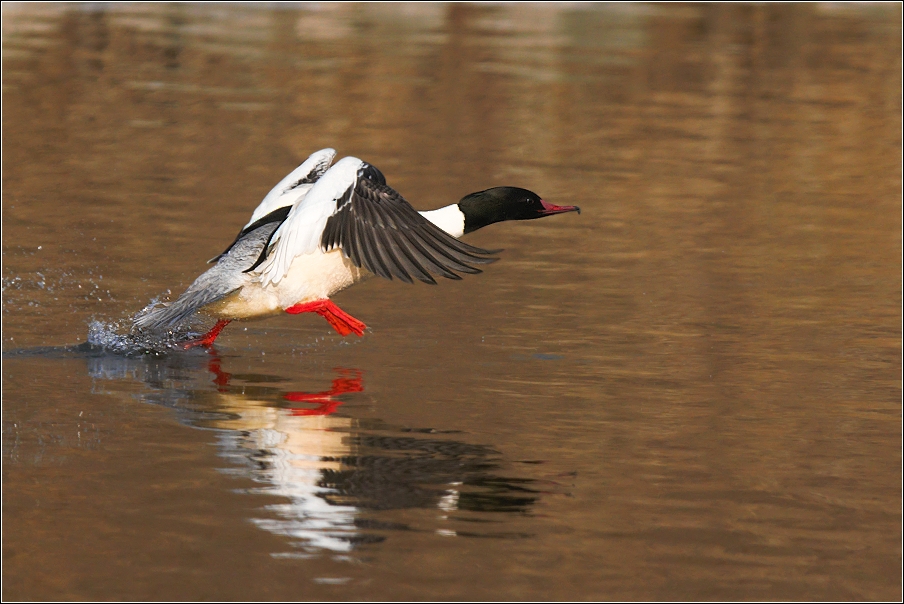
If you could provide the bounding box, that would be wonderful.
[65,344,543,554]
[204,364,363,552]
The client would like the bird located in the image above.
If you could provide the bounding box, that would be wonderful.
[132,149,580,347]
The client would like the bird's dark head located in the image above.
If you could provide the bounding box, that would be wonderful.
[458,186,581,234]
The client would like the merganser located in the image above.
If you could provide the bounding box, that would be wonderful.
[132,150,580,347]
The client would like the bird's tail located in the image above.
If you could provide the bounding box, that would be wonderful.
[133,218,277,334]
[132,266,240,332]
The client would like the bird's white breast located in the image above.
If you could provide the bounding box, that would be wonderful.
[210,249,372,320]
[272,249,371,307]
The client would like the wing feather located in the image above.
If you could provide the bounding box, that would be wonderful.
[320,173,498,282]
[245,148,336,228]
[209,148,336,263]
[385,229,434,284]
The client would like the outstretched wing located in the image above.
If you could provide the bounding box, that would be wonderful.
[208,148,336,263]
[244,148,336,228]
[255,156,498,287]
[321,170,500,284]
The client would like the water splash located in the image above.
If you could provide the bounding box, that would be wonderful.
[79,291,221,356]
[85,293,200,355]
[85,309,220,356]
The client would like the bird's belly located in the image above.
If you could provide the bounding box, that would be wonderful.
[275,249,372,307]
[208,250,372,320]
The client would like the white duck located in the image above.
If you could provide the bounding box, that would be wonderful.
[132,149,580,347]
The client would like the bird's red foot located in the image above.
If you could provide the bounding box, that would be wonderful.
[183,319,231,349]
[284,299,367,337]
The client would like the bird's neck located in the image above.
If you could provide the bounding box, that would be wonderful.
[419,204,466,238]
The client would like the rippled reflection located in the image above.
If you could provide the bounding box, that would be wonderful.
[203,367,361,554]
[65,347,542,554]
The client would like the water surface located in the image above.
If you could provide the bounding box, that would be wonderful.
[3,3,901,600]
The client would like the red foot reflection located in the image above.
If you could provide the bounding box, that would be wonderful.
[207,356,232,390]
[206,357,363,417]
[284,369,364,416]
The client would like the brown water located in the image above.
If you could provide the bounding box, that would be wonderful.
[2,3,901,600]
